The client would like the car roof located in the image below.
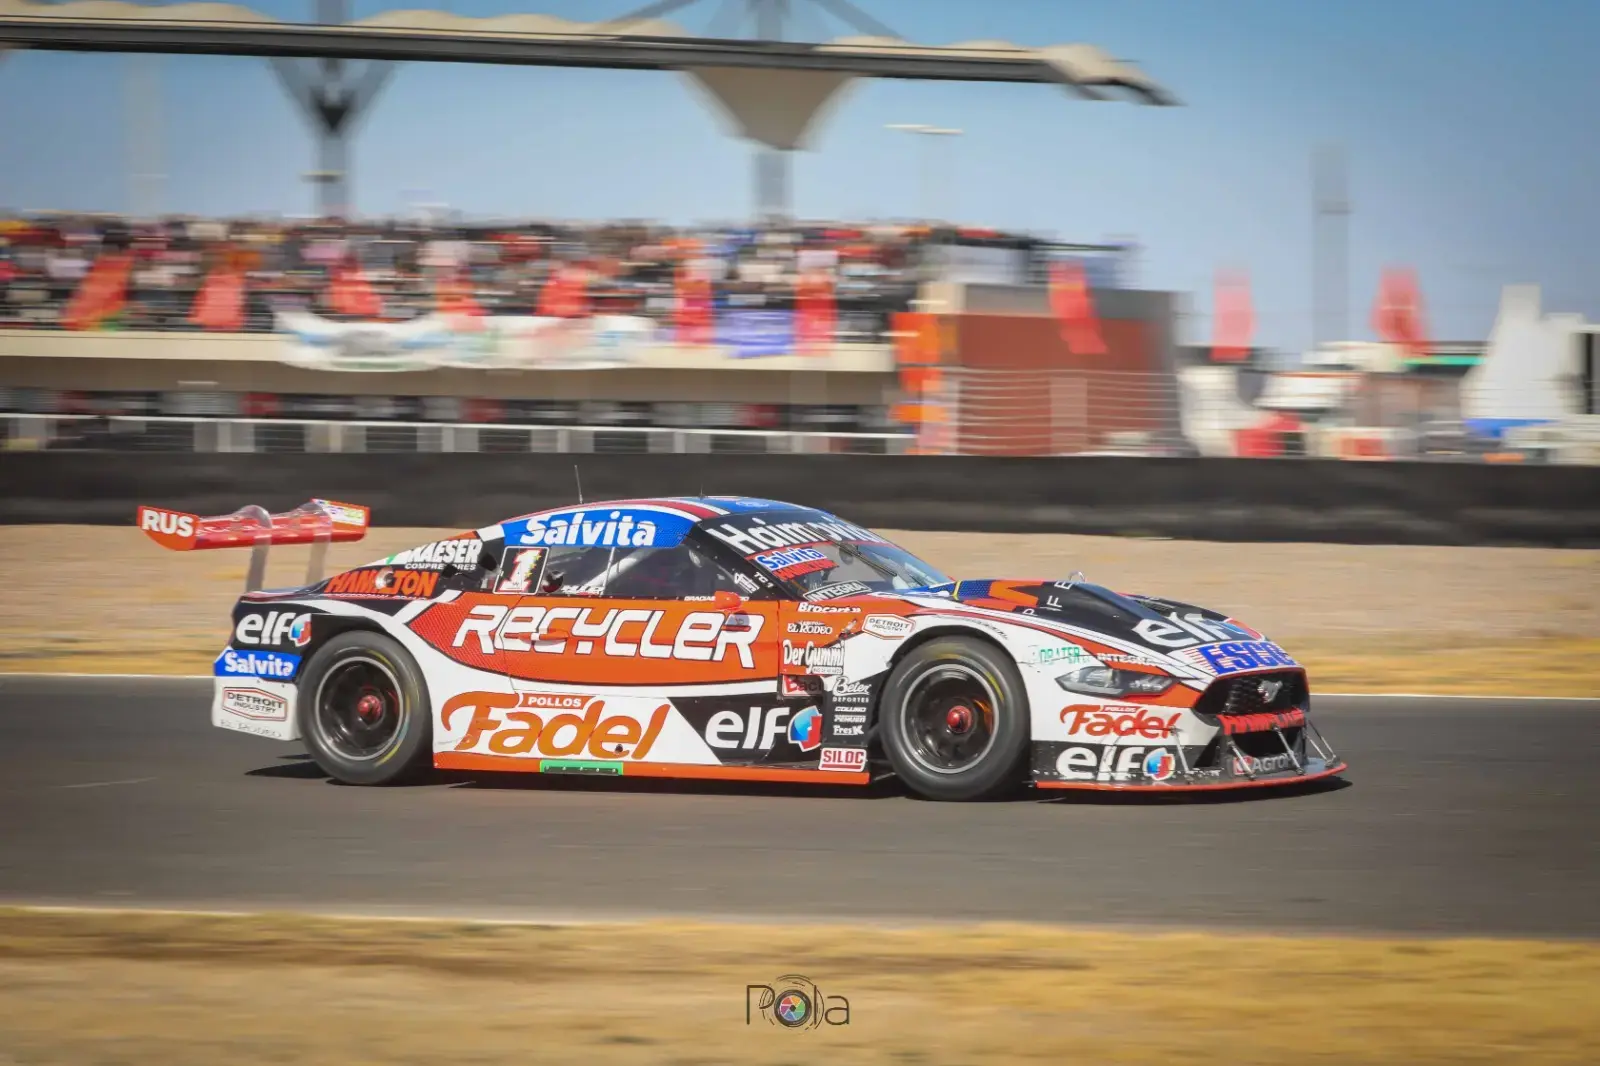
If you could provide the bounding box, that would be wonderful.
[501,496,811,526]
[490,496,820,550]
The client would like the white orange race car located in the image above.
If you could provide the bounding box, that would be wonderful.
[140,494,1346,801]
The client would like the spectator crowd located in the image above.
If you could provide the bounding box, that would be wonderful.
[0,214,1047,340]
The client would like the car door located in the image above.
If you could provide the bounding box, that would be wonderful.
[493,539,787,768]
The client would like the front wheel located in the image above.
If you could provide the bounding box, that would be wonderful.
[298,631,432,785]
[877,637,1030,801]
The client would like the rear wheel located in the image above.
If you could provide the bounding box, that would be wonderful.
[878,637,1030,801]
[299,631,432,785]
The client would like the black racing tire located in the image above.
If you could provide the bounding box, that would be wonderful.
[877,636,1030,801]
[298,631,432,786]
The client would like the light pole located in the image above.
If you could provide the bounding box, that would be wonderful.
[886,124,963,222]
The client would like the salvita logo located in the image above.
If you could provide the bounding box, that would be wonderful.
[444,691,668,760]
[783,640,845,676]
[755,546,834,580]
[510,509,692,549]
[214,649,300,680]
[235,611,312,648]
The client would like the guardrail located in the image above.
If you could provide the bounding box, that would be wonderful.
[4,452,1597,546]
[1,413,913,455]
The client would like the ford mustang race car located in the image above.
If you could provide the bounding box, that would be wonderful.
[140,495,1346,801]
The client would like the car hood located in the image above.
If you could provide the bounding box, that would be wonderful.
[908,578,1268,655]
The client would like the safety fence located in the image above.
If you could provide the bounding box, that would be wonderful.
[1,414,911,455]
[931,367,1600,463]
[5,451,1597,546]
[5,367,1597,463]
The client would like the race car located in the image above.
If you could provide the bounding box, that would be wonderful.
[140,495,1346,801]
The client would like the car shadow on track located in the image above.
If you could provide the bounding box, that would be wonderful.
[1038,776,1353,806]
[248,755,1351,804]
[247,754,903,800]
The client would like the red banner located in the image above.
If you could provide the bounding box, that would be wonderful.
[1047,260,1108,357]
[673,262,714,345]
[60,252,132,331]
[1211,268,1254,362]
[188,266,246,331]
[328,260,380,318]
[1373,267,1429,359]
[794,271,836,353]
[435,268,483,319]
[538,265,590,319]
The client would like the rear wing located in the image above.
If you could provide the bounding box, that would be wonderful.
[138,498,369,592]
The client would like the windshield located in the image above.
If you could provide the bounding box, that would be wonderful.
[697,509,954,599]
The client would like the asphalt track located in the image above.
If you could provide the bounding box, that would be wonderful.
[2,676,1596,939]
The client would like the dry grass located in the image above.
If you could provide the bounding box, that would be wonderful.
[0,908,1596,1066]
[3,525,1598,695]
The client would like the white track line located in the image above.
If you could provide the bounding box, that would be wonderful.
[0,673,1595,701]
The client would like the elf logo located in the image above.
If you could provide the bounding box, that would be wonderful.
[1133,612,1256,649]
[1055,744,1174,782]
[703,706,818,750]
[235,611,313,648]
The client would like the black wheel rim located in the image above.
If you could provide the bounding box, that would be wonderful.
[897,662,999,776]
[313,654,406,762]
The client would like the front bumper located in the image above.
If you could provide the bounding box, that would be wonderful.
[1031,714,1346,791]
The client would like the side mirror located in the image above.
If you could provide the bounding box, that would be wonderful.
[711,589,745,612]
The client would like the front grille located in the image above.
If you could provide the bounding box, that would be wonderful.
[1232,727,1302,758]
[1191,727,1305,770]
[1193,671,1307,718]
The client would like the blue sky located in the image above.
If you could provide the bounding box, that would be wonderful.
[2,0,1596,350]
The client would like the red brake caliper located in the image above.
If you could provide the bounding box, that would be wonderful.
[355,689,384,724]
[945,704,974,735]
